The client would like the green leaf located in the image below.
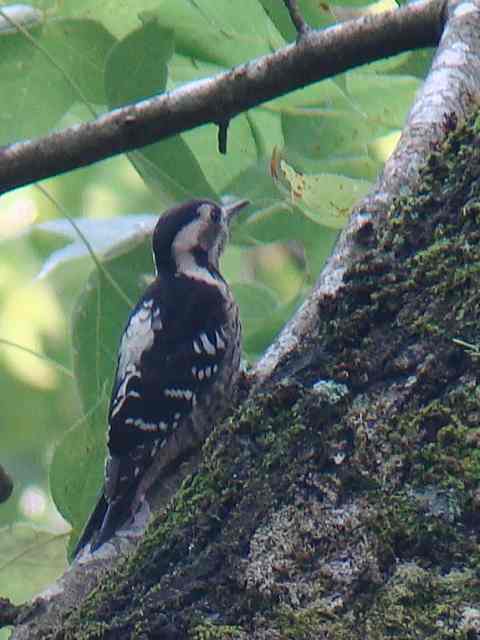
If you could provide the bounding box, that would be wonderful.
[59,0,167,39]
[243,294,305,359]
[359,50,413,74]
[144,0,283,67]
[246,108,284,160]
[265,76,353,112]
[105,19,216,203]
[168,53,223,86]
[233,281,279,321]
[298,172,371,227]
[346,73,422,129]
[105,19,173,108]
[278,71,420,178]
[0,524,67,603]
[225,162,339,277]
[277,162,372,228]
[167,57,259,194]
[180,118,258,196]
[232,281,280,359]
[282,107,380,166]
[256,0,298,42]
[50,418,106,552]
[0,18,116,145]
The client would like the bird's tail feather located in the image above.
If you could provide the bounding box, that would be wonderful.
[73,493,109,558]
[73,485,139,557]
[89,487,137,552]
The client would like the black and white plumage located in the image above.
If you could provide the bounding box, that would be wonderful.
[74,198,248,557]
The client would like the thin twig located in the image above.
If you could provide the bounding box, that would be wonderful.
[217,120,229,155]
[283,0,311,37]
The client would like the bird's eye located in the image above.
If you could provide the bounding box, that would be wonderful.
[210,208,222,224]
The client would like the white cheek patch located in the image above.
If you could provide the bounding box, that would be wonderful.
[172,218,227,289]
[172,218,203,257]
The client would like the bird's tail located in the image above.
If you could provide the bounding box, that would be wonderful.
[73,492,109,558]
[73,481,140,558]
[73,451,153,558]
[73,489,140,557]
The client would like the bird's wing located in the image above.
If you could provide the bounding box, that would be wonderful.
[107,282,231,456]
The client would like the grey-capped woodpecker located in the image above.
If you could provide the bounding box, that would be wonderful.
[74,198,248,556]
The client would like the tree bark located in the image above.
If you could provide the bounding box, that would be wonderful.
[8,0,480,637]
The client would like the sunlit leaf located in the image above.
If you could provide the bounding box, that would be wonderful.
[369,130,402,163]
[345,73,422,129]
[272,158,371,228]
[0,4,43,34]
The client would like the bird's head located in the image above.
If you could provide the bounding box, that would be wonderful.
[152,198,249,274]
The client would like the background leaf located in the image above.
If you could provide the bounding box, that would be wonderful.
[0,18,115,145]
[105,18,216,204]
[0,525,67,603]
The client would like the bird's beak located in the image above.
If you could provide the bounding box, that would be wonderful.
[223,199,250,223]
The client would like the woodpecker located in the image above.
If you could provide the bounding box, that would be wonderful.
[74,198,248,557]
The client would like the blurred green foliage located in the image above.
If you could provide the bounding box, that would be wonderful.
[0,0,433,632]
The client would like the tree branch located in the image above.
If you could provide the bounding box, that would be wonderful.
[0,0,443,195]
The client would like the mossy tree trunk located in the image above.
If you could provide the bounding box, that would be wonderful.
[13,111,480,640]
